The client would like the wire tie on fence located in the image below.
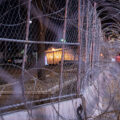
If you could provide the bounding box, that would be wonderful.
[60,38,66,43]
[29,20,32,24]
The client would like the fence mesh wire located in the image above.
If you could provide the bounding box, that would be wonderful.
[0,0,120,119]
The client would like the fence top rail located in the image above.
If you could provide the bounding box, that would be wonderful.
[0,38,80,46]
[0,93,82,113]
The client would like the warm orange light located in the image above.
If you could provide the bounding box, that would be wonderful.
[100,53,103,57]
[52,48,55,51]
[46,48,75,64]
[56,55,59,58]
[8,59,12,62]
[50,55,53,58]
[83,58,85,62]
[116,56,120,62]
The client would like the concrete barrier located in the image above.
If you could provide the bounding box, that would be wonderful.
[1,98,82,120]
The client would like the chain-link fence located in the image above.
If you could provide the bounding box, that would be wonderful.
[0,0,120,119]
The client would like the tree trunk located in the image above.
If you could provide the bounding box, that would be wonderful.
[37,24,46,80]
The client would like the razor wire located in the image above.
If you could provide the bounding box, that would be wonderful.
[0,0,120,120]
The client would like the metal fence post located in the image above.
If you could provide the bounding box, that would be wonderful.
[59,0,69,96]
[77,0,82,95]
[58,0,69,119]
[21,0,31,106]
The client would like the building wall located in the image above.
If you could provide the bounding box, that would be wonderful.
[45,48,78,64]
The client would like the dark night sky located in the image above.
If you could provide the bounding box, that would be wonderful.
[0,0,120,56]
[0,0,78,54]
